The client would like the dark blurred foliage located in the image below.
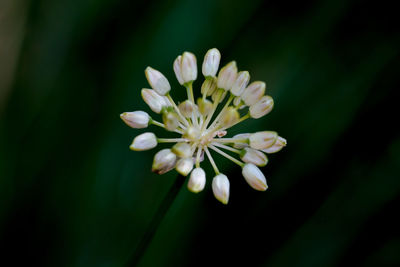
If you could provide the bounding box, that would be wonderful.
[1,0,399,266]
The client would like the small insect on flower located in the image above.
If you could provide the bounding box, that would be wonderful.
[121,48,286,204]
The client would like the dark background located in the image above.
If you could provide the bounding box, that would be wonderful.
[1,0,399,266]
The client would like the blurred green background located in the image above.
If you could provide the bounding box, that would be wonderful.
[1,0,399,266]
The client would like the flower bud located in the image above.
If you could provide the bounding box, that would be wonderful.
[130,132,157,151]
[181,52,197,83]
[212,88,227,103]
[232,133,251,149]
[173,55,184,85]
[230,71,250,96]
[242,81,265,106]
[249,131,278,150]
[220,107,239,128]
[240,147,268,167]
[141,89,167,114]
[217,61,237,90]
[201,77,217,96]
[188,167,206,193]
[183,126,200,140]
[249,95,274,119]
[262,136,287,154]
[162,111,180,131]
[120,111,150,129]
[202,48,221,77]
[197,98,213,116]
[176,158,194,176]
[145,67,171,96]
[152,149,177,174]
[171,142,192,158]
[178,100,195,118]
[212,174,230,204]
[242,163,268,191]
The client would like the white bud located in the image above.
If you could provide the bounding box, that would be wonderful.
[145,67,171,96]
[242,163,268,191]
[178,100,195,118]
[262,136,287,154]
[232,133,251,149]
[230,71,250,96]
[152,149,177,174]
[202,48,221,77]
[197,98,213,116]
[130,132,157,151]
[217,61,237,90]
[176,158,194,176]
[188,167,206,193]
[242,81,265,106]
[173,55,184,85]
[171,142,192,158]
[212,174,230,204]
[240,148,268,167]
[183,126,200,141]
[120,111,150,129]
[181,52,197,83]
[201,78,217,96]
[162,111,179,131]
[220,107,239,128]
[249,95,274,119]
[141,89,167,114]
[249,131,278,150]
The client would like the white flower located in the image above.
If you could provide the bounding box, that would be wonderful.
[197,98,213,116]
[241,81,265,106]
[232,133,251,149]
[202,48,221,77]
[162,111,180,131]
[171,142,192,158]
[217,61,237,91]
[120,111,150,129]
[249,131,278,150]
[240,147,268,167]
[188,167,206,193]
[122,49,285,203]
[173,55,184,85]
[249,95,274,119]
[262,136,287,154]
[176,158,194,176]
[145,67,171,96]
[152,149,177,174]
[178,100,195,118]
[219,107,240,128]
[130,132,157,151]
[242,163,268,191]
[181,52,197,84]
[141,89,167,114]
[212,174,230,204]
[231,71,250,96]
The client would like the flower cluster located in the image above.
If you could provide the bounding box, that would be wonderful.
[121,48,286,204]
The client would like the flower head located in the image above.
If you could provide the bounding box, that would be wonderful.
[121,48,286,204]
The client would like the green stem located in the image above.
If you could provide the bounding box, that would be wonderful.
[125,174,186,267]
